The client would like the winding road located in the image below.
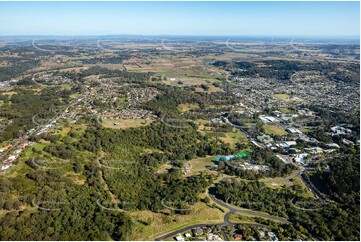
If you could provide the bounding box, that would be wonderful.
[209,194,291,225]
[155,187,290,241]
[261,168,304,184]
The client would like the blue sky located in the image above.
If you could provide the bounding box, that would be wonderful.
[0,1,359,36]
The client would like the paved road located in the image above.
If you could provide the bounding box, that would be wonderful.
[155,189,288,241]
[224,117,266,149]
[0,88,86,170]
[155,220,270,241]
[262,168,303,184]
[209,194,291,225]
[155,223,222,241]
[224,117,251,138]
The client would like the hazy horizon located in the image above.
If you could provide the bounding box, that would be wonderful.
[0,1,359,36]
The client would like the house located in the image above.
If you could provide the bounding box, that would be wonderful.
[251,140,263,148]
[331,126,352,135]
[258,230,265,238]
[184,233,192,238]
[233,234,243,240]
[327,143,340,149]
[298,109,315,116]
[14,149,22,155]
[277,141,297,148]
[280,115,292,122]
[276,155,290,164]
[1,164,11,171]
[193,227,204,236]
[342,139,355,146]
[289,148,301,153]
[259,115,278,124]
[267,232,279,241]
[247,236,257,241]
[175,234,185,241]
[211,118,223,123]
[284,141,297,146]
[293,153,308,164]
[286,127,302,134]
[0,144,12,153]
[206,233,223,241]
[20,142,30,149]
[7,155,16,162]
[257,134,274,144]
[324,149,336,153]
[304,147,323,154]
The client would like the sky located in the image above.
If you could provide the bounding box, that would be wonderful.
[0,1,359,36]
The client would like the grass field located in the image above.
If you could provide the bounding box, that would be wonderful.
[161,76,222,93]
[278,107,294,114]
[273,94,304,103]
[263,179,293,189]
[0,210,8,220]
[218,128,249,148]
[299,127,311,133]
[228,212,258,223]
[178,103,200,112]
[292,176,315,198]
[196,120,249,148]
[263,125,288,136]
[273,93,292,102]
[0,91,17,97]
[127,202,225,240]
[101,118,151,129]
[156,163,173,174]
[187,156,216,176]
[59,127,71,137]
[195,119,210,134]
[156,156,216,176]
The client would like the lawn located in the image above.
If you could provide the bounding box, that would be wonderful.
[263,125,287,136]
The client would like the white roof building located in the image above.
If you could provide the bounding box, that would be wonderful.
[293,153,308,164]
[175,234,185,241]
[184,233,192,238]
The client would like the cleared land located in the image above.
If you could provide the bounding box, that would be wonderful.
[100,118,151,129]
[218,128,249,148]
[127,202,225,241]
[263,125,288,136]
[273,93,292,102]
[178,103,200,112]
